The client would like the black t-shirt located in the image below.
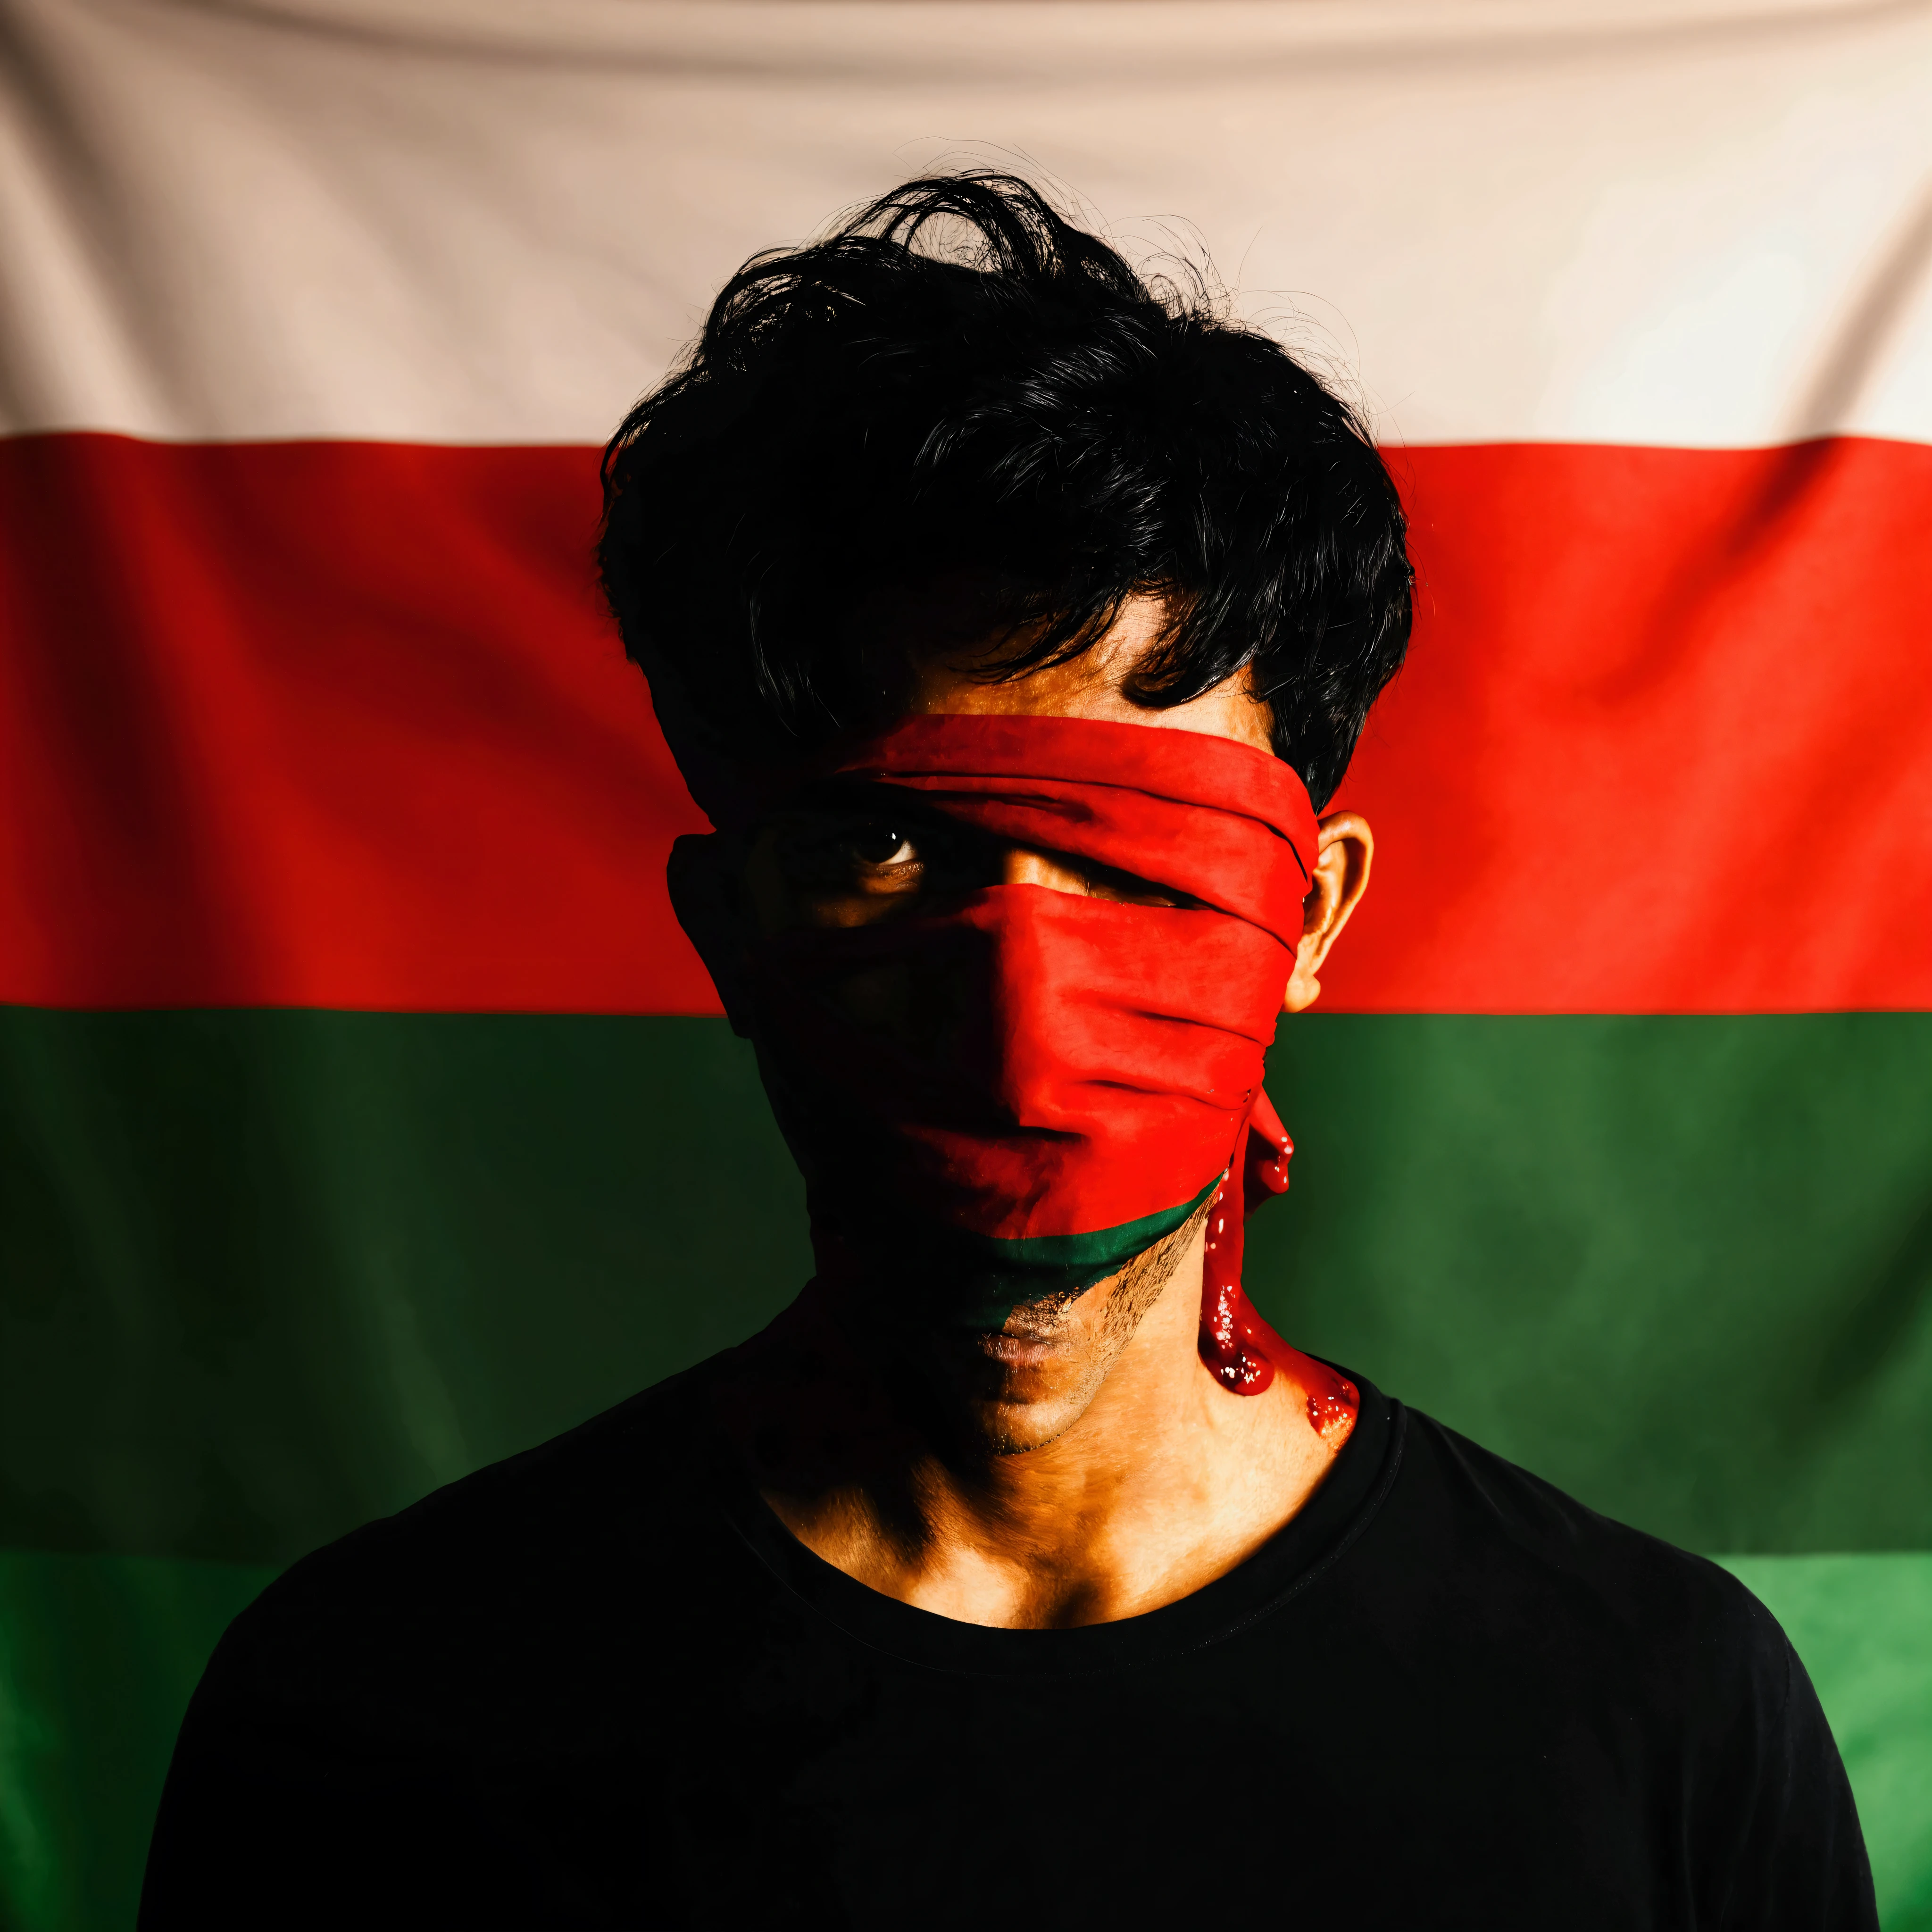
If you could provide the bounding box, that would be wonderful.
[141,1362,1875,1929]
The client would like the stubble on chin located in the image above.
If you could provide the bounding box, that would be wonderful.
[973,1203,1209,1456]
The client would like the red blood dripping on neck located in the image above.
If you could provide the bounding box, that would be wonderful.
[1198,1171,1276,1392]
[1197,1117,1358,1439]
[1303,1375,1359,1437]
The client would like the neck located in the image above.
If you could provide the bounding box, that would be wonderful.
[722,1224,1352,1628]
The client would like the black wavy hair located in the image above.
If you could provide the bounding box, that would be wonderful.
[599,173,1412,810]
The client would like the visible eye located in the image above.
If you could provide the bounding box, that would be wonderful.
[846,825,916,870]
[770,808,928,897]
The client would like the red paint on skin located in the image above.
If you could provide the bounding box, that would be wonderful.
[1199,1098,1359,1441]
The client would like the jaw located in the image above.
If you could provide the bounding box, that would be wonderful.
[909,1319,1120,1457]
[864,1210,1209,1459]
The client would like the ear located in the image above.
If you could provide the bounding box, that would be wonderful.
[666,832,758,1037]
[1282,812,1373,1015]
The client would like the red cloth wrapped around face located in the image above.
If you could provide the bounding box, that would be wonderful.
[721,714,1316,1376]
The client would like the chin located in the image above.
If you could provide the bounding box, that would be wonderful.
[978,1405,1086,1457]
[915,1343,1103,1455]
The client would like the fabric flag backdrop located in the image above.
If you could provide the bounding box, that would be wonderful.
[2,0,1930,1923]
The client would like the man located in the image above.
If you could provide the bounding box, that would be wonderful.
[142,175,1874,1927]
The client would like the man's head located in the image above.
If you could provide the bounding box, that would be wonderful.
[598,175,1412,1455]
[598,171,1410,811]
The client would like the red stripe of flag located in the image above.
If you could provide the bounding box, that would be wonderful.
[3,433,1926,1015]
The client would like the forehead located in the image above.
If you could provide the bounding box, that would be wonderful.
[871,587,1274,756]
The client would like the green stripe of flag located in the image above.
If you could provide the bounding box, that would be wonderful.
[1249,1013,1932,1555]
[5,1006,1926,1564]
[0,1550,276,1932]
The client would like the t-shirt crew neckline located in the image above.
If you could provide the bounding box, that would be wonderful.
[717,1370,1405,1680]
